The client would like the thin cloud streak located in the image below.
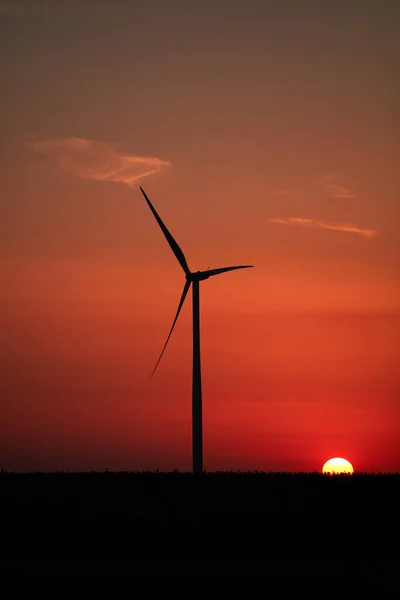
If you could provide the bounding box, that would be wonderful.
[269,217,377,239]
[321,174,358,200]
[29,137,171,187]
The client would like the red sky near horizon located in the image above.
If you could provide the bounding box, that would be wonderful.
[1,0,399,472]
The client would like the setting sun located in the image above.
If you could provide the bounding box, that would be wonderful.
[322,458,354,475]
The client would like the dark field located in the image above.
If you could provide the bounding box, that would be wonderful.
[1,471,399,578]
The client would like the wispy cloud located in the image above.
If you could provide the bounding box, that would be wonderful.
[321,174,358,200]
[29,137,171,187]
[269,217,377,239]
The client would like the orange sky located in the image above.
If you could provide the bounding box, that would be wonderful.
[0,0,399,472]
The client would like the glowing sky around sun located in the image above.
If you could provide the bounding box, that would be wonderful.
[0,0,399,472]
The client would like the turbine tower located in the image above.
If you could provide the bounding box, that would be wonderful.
[140,187,253,474]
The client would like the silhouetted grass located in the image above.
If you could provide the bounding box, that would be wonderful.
[1,471,399,576]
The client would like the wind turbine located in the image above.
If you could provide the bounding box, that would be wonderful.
[140,187,253,474]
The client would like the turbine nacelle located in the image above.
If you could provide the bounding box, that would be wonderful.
[187,271,211,281]
[188,265,254,282]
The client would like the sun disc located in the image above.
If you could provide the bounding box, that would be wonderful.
[322,457,354,475]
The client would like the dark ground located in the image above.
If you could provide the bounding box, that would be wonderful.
[1,471,399,579]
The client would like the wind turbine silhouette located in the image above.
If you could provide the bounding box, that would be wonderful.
[140,187,253,474]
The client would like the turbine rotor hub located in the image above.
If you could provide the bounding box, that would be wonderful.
[187,270,210,282]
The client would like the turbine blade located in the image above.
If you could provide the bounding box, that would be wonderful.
[150,279,191,378]
[205,265,254,278]
[140,187,190,276]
